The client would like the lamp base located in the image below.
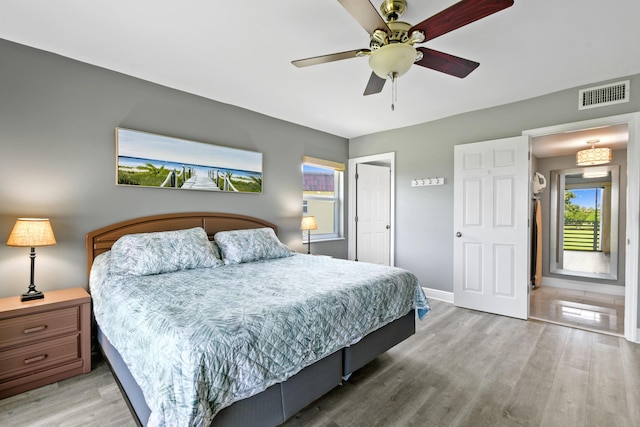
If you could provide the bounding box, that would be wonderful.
[21,290,44,302]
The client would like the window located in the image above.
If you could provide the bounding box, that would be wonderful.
[302,156,344,241]
[564,186,606,252]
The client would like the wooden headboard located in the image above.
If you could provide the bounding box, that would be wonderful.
[85,212,277,276]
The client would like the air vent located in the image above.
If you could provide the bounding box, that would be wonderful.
[578,80,630,110]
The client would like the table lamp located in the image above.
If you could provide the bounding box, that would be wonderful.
[6,218,57,301]
[300,216,318,255]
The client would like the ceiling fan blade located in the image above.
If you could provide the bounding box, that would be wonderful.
[363,72,386,96]
[415,47,479,78]
[338,0,390,35]
[411,0,514,42]
[292,49,366,68]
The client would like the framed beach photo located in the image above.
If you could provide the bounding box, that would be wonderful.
[115,128,263,193]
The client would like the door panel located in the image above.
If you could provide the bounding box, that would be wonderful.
[356,164,391,265]
[454,136,530,319]
[463,178,483,226]
[494,244,516,297]
[494,176,515,227]
[462,242,483,292]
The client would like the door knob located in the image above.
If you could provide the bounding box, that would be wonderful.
[386,225,391,229]
[456,232,462,238]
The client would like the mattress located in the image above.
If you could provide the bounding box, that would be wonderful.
[90,252,429,426]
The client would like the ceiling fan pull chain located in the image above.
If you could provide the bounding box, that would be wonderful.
[390,72,397,111]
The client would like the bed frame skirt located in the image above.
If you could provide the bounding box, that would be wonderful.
[97,310,415,426]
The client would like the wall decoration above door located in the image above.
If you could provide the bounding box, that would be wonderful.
[116,128,263,193]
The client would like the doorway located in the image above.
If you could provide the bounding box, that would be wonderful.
[523,112,640,342]
[348,152,395,265]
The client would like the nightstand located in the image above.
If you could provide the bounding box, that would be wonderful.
[0,287,91,399]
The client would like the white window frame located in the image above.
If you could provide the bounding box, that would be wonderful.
[302,156,345,242]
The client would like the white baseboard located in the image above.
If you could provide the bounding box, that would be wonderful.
[541,276,625,296]
[423,287,454,304]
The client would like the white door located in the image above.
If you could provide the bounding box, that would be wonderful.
[356,163,391,265]
[453,136,530,319]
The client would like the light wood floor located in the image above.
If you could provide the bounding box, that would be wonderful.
[530,285,625,336]
[1,299,639,427]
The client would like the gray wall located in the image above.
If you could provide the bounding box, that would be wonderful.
[535,150,627,286]
[349,73,640,326]
[0,39,348,298]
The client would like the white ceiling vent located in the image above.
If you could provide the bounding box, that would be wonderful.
[578,80,630,110]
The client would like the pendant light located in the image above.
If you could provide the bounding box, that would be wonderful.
[576,139,612,166]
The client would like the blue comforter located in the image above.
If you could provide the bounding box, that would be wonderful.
[90,253,430,426]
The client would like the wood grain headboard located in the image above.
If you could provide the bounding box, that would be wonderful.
[85,212,277,276]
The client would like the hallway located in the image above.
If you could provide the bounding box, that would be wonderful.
[530,285,624,336]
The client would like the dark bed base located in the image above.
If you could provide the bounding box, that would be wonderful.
[97,310,415,427]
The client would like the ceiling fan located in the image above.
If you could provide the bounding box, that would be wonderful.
[292,0,514,97]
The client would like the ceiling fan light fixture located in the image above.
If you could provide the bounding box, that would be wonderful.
[369,43,416,79]
[576,139,612,166]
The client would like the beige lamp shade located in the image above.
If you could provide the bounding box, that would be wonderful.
[300,216,318,231]
[369,43,417,79]
[7,218,57,247]
[576,140,612,166]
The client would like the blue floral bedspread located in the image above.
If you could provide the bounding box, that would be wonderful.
[90,253,430,426]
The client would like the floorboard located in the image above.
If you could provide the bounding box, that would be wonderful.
[1,299,638,427]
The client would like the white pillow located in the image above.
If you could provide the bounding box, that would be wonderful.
[110,227,223,276]
[214,227,295,265]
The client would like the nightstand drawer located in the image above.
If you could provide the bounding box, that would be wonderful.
[0,307,80,349]
[0,334,81,382]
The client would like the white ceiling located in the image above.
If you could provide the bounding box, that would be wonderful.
[531,124,629,159]
[2,0,640,139]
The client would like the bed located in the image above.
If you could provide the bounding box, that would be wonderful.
[86,212,430,426]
